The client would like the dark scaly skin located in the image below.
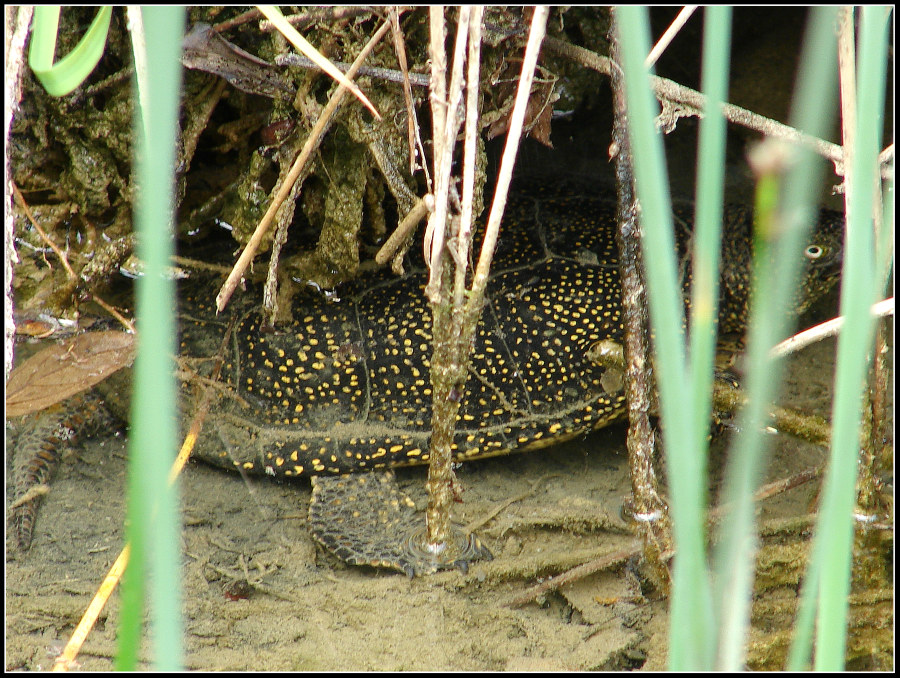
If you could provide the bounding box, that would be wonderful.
[180,197,842,479]
[8,194,844,556]
[9,391,117,550]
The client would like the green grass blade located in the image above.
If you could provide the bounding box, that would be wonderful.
[711,6,839,670]
[812,6,891,670]
[689,8,731,458]
[116,6,186,670]
[787,7,892,670]
[28,6,112,97]
[616,6,715,670]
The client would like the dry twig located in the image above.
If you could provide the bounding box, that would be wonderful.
[769,298,894,359]
[258,6,376,33]
[389,5,424,177]
[12,183,76,281]
[374,194,434,265]
[506,468,823,607]
[423,6,469,302]
[258,5,380,119]
[542,35,860,177]
[645,5,698,68]
[276,52,430,88]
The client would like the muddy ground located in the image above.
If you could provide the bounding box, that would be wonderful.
[7,321,891,670]
[6,7,893,670]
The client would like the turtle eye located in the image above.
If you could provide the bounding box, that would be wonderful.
[805,245,824,260]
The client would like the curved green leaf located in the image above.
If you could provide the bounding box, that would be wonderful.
[29,5,112,97]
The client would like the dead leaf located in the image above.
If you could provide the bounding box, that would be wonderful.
[485,66,557,148]
[182,22,295,101]
[6,331,136,418]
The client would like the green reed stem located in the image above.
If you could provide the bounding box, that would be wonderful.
[117,6,185,670]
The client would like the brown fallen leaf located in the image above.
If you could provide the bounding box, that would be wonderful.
[485,63,557,148]
[6,331,136,418]
[181,22,296,101]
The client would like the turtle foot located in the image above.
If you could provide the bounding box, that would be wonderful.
[309,471,492,576]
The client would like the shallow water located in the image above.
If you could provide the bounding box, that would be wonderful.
[7,320,890,670]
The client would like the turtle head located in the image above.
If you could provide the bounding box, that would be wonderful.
[716,206,845,335]
[790,207,845,316]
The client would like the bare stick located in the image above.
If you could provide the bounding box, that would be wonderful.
[542,35,849,175]
[210,7,263,33]
[769,297,894,359]
[609,7,671,587]
[180,78,227,175]
[837,6,858,225]
[504,544,641,608]
[421,7,448,291]
[470,7,550,300]
[424,6,470,303]
[12,183,76,281]
[452,8,484,311]
[374,194,434,265]
[276,52,431,88]
[258,6,377,33]
[507,467,824,607]
[88,293,137,334]
[259,5,380,119]
[388,6,421,175]
[645,5,698,68]
[423,6,472,548]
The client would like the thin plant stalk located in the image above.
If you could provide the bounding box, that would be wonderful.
[117,6,185,670]
[422,5,548,553]
[615,6,711,669]
[711,6,839,670]
[789,5,892,670]
[684,4,731,666]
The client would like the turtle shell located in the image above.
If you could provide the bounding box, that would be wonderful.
[179,193,843,478]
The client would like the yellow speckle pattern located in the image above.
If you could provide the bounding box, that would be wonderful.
[180,193,843,479]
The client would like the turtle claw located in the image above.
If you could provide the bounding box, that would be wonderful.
[309,471,492,576]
